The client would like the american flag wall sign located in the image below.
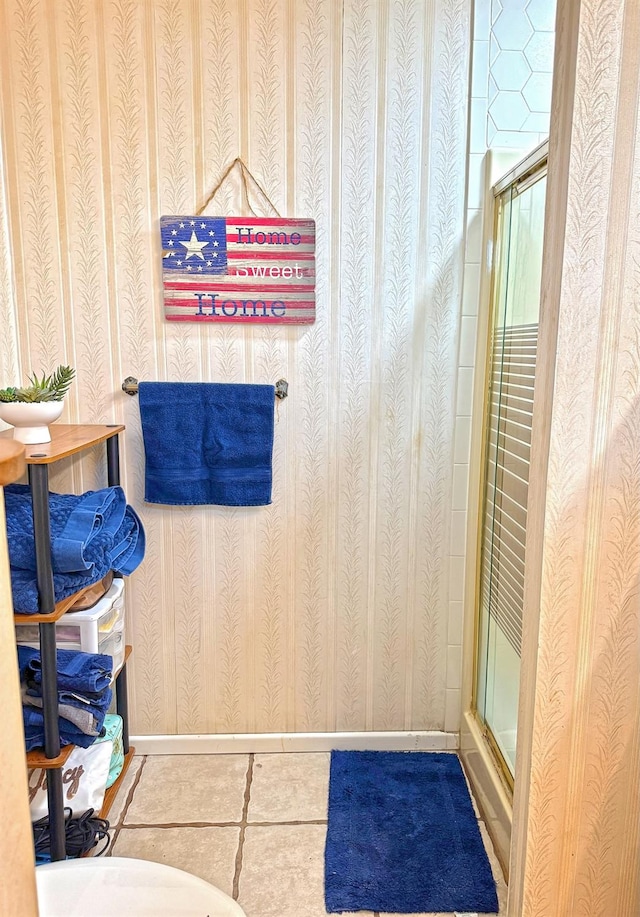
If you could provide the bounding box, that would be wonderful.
[160,216,316,324]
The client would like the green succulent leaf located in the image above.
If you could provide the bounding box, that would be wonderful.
[0,365,75,402]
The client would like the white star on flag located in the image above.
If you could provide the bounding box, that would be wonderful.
[180,231,209,260]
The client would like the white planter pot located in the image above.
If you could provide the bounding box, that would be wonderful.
[0,401,64,444]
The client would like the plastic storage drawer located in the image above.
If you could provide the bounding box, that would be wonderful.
[16,577,125,656]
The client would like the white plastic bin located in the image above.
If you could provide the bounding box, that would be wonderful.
[16,577,125,675]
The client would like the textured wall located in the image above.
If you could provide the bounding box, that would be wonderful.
[0,0,470,736]
[508,0,640,912]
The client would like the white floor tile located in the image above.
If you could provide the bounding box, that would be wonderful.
[111,825,239,897]
[248,753,330,823]
[124,754,248,825]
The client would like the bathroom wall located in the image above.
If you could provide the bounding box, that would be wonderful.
[509,0,640,909]
[0,0,471,736]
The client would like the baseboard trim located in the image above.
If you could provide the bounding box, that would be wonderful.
[130,730,459,756]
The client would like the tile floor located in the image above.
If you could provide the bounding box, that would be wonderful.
[104,752,507,917]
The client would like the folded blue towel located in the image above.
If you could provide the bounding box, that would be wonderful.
[139,382,275,506]
[22,700,112,750]
[5,485,145,613]
[17,646,113,750]
[18,645,112,694]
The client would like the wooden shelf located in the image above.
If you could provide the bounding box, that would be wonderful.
[14,582,108,624]
[0,439,25,485]
[99,747,136,821]
[0,424,125,464]
[26,743,74,770]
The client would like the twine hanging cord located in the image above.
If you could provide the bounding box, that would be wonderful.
[197,158,281,218]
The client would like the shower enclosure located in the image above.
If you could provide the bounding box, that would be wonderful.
[473,145,548,783]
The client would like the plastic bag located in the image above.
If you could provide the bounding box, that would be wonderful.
[28,739,112,821]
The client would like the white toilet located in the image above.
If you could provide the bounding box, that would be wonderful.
[36,857,246,916]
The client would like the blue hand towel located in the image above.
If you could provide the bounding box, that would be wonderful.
[139,381,275,506]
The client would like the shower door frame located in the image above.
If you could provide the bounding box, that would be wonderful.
[460,140,549,879]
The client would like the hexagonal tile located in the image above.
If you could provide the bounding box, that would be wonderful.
[500,0,530,9]
[524,30,556,71]
[522,111,551,132]
[490,33,501,65]
[489,73,500,104]
[487,113,499,146]
[491,127,542,149]
[491,0,503,25]
[522,71,553,112]
[492,50,532,91]
[493,9,534,50]
[489,89,530,130]
[526,0,556,32]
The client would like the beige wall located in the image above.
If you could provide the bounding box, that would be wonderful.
[509,0,640,913]
[0,0,471,736]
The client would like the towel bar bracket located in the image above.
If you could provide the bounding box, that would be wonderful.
[122,377,288,400]
[122,377,139,396]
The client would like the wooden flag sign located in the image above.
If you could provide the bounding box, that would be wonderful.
[160,216,316,324]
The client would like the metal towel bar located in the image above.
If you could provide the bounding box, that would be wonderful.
[122,377,289,400]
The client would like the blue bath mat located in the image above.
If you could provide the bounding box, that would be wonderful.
[324,751,499,914]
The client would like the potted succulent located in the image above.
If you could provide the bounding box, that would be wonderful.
[0,365,75,444]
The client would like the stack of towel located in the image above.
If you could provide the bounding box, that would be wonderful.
[18,646,113,751]
[5,484,145,614]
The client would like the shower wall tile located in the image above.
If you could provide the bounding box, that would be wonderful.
[467,153,487,210]
[448,600,464,645]
[474,0,491,39]
[444,687,461,733]
[452,463,470,511]
[449,555,467,603]
[469,98,489,153]
[472,40,490,98]
[459,315,478,366]
[449,510,468,556]
[0,0,471,736]
[446,644,463,689]
[456,367,475,415]
[465,209,484,262]
[462,263,482,315]
[454,416,473,464]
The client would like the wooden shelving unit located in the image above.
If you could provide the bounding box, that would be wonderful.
[8,424,133,862]
[100,746,136,820]
[0,424,125,462]
[25,744,75,770]
[14,583,107,624]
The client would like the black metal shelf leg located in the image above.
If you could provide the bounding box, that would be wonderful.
[29,464,66,861]
[106,434,120,487]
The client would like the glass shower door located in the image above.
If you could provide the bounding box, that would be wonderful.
[475,157,547,780]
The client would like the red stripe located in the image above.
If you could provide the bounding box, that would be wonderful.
[226,238,316,249]
[166,314,315,324]
[164,282,314,293]
[227,247,316,254]
[224,217,314,227]
[166,299,315,310]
